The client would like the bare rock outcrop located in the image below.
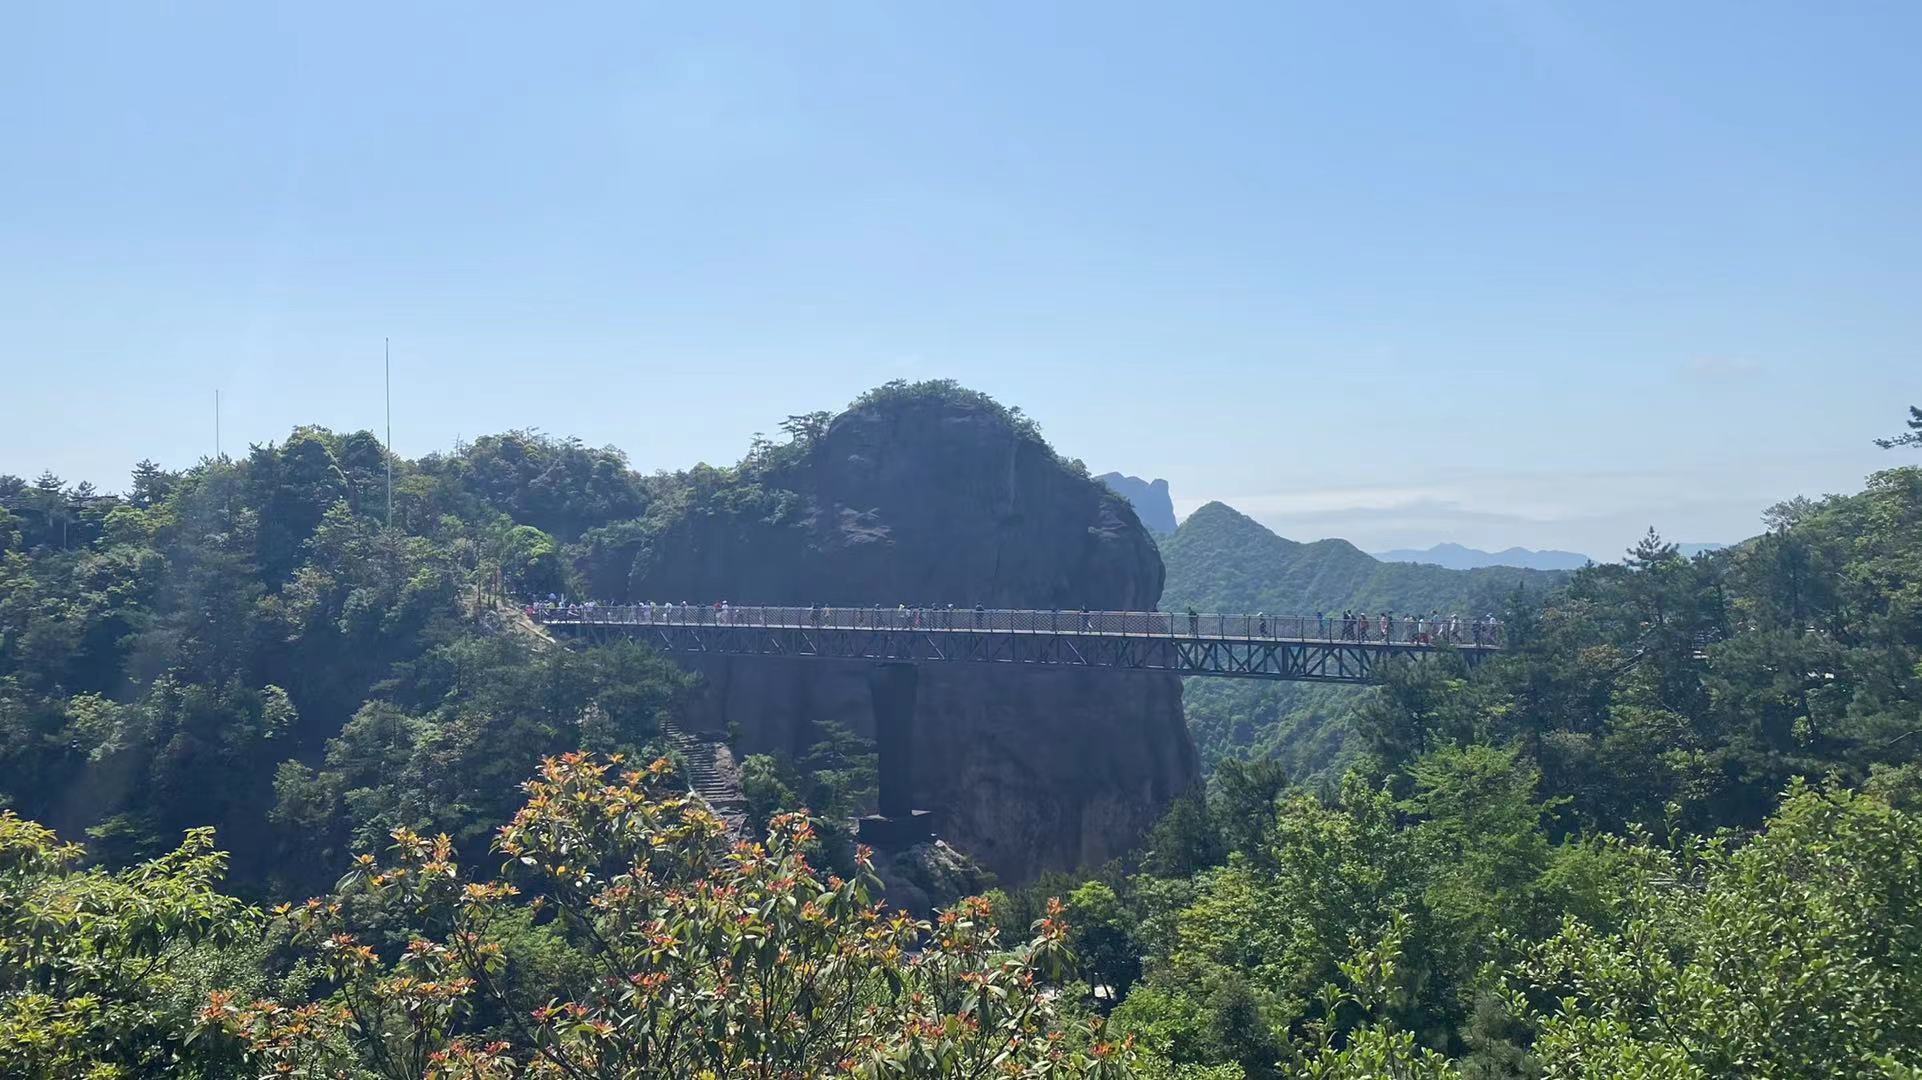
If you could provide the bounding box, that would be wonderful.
[1095,473,1178,536]
[619,384,1198,884]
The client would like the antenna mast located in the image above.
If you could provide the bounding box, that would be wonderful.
[215,389,222,462]
[384,337,394,526]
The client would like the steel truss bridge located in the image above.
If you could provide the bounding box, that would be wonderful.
[535,604,1501,685]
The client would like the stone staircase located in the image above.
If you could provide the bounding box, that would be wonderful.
[496,600,748,839]
[663,720,748,841]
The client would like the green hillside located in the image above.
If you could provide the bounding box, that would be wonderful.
[1162,501,1558,615]
[1159,501,1564,774]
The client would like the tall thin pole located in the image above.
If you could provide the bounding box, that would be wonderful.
[384,338,393,526]
[215,389,222,462]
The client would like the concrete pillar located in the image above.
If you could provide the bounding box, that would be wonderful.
[869,662,918,817]
[860,662,933,846]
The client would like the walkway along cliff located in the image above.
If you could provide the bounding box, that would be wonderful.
[597,383,1200,884]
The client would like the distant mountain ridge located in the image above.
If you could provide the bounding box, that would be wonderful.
[1094,473,1177,535]
[1373,542,1594,571]
[1376,541,1729,570]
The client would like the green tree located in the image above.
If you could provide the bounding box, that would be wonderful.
[127,458,174,509]
[0,812,259,1079]
[1068,880,1144,1005]
[1511,783,1922,1077]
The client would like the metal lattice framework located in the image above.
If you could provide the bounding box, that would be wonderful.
[537,605,1500,684]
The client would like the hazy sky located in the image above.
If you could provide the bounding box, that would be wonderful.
[3,3,1916,558]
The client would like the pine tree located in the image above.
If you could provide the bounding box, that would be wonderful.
[129,458,172,507]
[1876,405,1922,450]
[1626,526,1680,568]
[30,470,67,546]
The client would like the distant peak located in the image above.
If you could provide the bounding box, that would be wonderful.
[1183,500,1256,526]
[1095,472,1177,535]
[1304,536,1367,558]
[1171,501,1303,549]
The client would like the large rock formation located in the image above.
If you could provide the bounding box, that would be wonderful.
[1095,473,1178,536]
[623,384,1198,883]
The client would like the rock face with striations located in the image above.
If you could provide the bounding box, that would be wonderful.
[623,385,1198,884]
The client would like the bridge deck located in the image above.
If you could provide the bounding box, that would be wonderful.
[536,605,1499,684]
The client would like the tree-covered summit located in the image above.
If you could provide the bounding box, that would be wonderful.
[1161,500,1563,777]
[1162,501,1560,617]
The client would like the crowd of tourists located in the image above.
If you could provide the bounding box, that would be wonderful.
[525,597,1503,645]
[1313,609,1500,646]
[526,598,971,629]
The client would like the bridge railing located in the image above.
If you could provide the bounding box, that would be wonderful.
[532,603,1503,647]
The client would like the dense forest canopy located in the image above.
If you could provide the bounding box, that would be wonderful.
[2,389,1922,1077]
[0,426,693,897]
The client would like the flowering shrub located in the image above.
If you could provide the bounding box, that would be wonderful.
[204,752,1134,1078]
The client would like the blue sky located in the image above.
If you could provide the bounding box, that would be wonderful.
[2,2,1915,558]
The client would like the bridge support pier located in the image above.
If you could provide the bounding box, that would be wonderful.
[858,662,934,848]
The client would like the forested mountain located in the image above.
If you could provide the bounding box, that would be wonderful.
[0,384,1149,1077]
[0,384,1182,903]
[1159,502,1563,774]
[1163,502,1560,615]
[5,389,1922,1078]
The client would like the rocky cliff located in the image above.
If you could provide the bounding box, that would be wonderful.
[622,382,1198,883]
[1095,472,1178,535]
